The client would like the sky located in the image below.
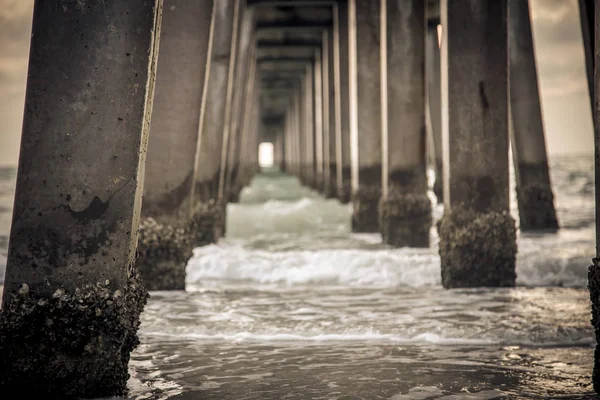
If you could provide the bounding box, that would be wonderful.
[0,0,594,166]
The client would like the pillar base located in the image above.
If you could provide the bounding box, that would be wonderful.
[190,200,226,243]
[324,182,337,199]
[438,209,517,288]
[433,178,443,203]
[338,180,352,204]
[352,185,381,233]
[379,192,432,248]
[516,184,559,231]
[0,271,148,398]
[136,218,192,291]
[588,258,600,394]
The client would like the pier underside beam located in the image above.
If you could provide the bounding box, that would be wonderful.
[138,0,214,291]
[0,0,162,396]
[438,0,516,289]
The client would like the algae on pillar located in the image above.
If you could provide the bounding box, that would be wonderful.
[349,0,382,233]
[588,0,600,394]
[0,0,162,396]
[138,0,213,291]
[438,0,516,288]
[195,0,240,239]
[380,0,431,248]
[337,1,352,204]
[509,0,558,231]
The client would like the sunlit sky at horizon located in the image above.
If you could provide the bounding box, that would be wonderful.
[0,0,594,167]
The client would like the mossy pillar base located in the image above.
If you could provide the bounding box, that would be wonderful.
[352,185,381,233]
[438,210,517,288]
[379,192,431,248]
[338,179,352,204]
[0,273,148,398]
[516,183,558,231]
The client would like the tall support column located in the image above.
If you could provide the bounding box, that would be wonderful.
[439,0,516,288]
[138,0,213,291]
[274,133,284,170]
[510,0,558,231]
[321,33,334,196]
[226,7,256,203]
[195,0,239,239]
[327,27,340,199]
[337,1,352,203]
[0,0,162,396]
[426,20,444,202]
[314,50,325,190]
[588,1,600,394]
[350,0,382,233]
[579,0,594,112]
[304,63,316,187]
[380,0,431,248]
[236,45,258,191]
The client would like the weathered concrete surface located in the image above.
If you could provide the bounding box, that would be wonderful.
[0,0,162,396]
[304,64,316,187]
[351,0,382,233]
[337,1,352,204]
[143,0,213,218]
[509,0,558,231]
[589,0,600,393]
[196,0,237,204]
[426,21,443,202]
[380,0,431,247]
[439,0,516,288]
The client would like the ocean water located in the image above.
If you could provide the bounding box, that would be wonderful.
[0,155,597,399]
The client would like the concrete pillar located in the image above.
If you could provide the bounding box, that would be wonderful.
[274,133,284,170]
[579,0,594,112]
[509,0,558,231]
[195,0,239,239]
[137,0,213,291]
[349,0,382,233]
[426,21,444,202]
[226,7,256,203]
[588,2,600,394]
[380,0,431,248]
[304,63,316,187]
[321,33,334,197]
[326,27,340,199]
[439,0,516,288]
[235,45,258,190]
[0,1,162,397]
[314,50,325,190]
[337,1,352,203]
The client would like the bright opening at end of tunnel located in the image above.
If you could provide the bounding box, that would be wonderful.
[258,142,274,168]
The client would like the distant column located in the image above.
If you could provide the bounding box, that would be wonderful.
[350,0,382,233]
[510,0,558,231]
[588,1,600,394]
[314,50,325,191]
[225,7,255,203]
[195,0,239,240]
[304,63,316,187]
[438,0,516,288]
[327,27,340,199]
[337,1,352,203]
[321,32,334,197]
[138,0,213,291]
[380,0,431,248]
[0,0,162,397]
[426,20,444,202]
